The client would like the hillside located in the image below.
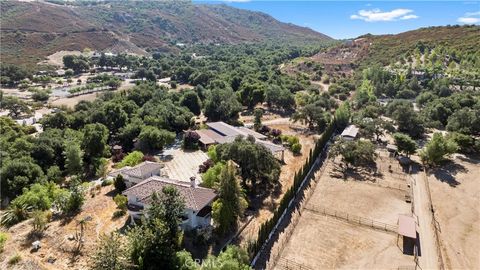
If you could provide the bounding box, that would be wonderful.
[283,25,480,78]
[360,25,480,67]
[0,0,331,67]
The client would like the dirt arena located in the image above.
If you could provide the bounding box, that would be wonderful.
[428,155,480,269]
[272,151,415,269]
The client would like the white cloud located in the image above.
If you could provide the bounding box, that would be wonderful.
[458,17,480,23]
[350,8,419,22]
[457,10,480,24]
[465,11,480,16]
[401,15,419,20]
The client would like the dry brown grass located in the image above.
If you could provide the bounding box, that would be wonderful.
[0,185,128,270]
[428,156,480,270]
[270,151,415,270]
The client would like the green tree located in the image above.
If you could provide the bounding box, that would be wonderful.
[388,101,424,138]
[216,136,281,190]
[117,151,144,168]
[10,182,64,211]
[212,161,247,235]
[1,157,45,199]
[253,108,263,132]
[114,174,127,192]
[91,233,130,270]
[201,245,251,270]
[127,187,185,270]
[0,96,31,118]
[292,103,331,132]
[393,133,417,157]
[446,108,479,135]
[64,143,84,175]
[420,132,458,166]
[335,102,351,130]
[31,210,48,234]
[42,111,71,130]
[201,162,225,188]
[330,139,377,174]
[82,123,109,160]
[204,88,242,123]
[180,90,202,116]
[138,126,175,151]
[146,187,185,245]
[265,85,295,111]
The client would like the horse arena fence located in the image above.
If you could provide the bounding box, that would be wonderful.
[262,151,332,270]
[304,205,398,233]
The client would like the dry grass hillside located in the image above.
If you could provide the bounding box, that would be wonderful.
[0,0,331,67]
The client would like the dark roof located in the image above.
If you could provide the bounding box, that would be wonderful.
[198,122,284,153]
[122,176,217,211]
[207,122,245,137]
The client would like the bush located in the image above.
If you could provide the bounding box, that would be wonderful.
[102,179,113,186]
[183,131,200,150]
[291,143,302,155]
[31,210,48,234]
[8,253,22,265]
[114,174,127,192]
[117,151,144,168]
[112,210,126,219]
[32,90,50,102]
[270,129,282,138]
[201,162,225,188]
[142,155,156,162]
[198,159,214,173]
[0,232,7,253]
[113,194,128,210]
[11,182,64,211]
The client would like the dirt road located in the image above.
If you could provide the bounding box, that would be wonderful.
[412,169,440,269]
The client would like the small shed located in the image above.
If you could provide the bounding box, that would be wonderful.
[387,144,398,157]
[341,125,359,141]
[397,215,417,255]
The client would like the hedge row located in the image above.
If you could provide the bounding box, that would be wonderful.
[247,120,337,261]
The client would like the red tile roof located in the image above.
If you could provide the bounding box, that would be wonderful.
[122,176,217,211]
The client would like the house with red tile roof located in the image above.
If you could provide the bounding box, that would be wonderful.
[122,176,217,230]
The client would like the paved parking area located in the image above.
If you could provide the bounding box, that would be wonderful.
[160,148,209,185]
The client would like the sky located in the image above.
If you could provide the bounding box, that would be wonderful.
[194,1,480,39]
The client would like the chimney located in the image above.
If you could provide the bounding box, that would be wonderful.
[190,176,196,188]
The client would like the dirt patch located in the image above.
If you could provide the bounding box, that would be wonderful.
[278,215,412,269]
[428,156,480,269]
[39,50,84,67]
[0,185,128,270]
[270,149,415,269]
[50,93,100,109]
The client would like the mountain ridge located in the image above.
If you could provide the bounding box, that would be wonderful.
[0,0,332,67]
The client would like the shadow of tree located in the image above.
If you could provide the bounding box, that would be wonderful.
[431,161,466,187]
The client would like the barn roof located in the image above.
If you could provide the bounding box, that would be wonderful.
[398,215,417,239]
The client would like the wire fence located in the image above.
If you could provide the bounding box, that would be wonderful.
[67,86,111,97]
[275,257,313,270]
[304,205,398,233]
[263,154,331,270]
[423,168,445,270]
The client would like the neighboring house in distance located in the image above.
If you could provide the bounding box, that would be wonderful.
[122,176,217,230]
[195,121,285,160]
[108,161,163,188]
[341,125,359,141]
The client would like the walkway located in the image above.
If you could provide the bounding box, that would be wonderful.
[412,169,440,269]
